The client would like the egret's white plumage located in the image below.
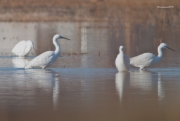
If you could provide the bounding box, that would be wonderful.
[130,43,175,70]
[12,40,35,57]
[25,34,69,69]
[115,46,130,72]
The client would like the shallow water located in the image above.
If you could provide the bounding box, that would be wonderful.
[1,1,180,120]
[0,56,180,121]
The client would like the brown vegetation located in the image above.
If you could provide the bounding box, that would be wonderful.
[0,0,179,22]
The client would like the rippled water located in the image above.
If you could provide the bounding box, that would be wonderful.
[0,56,179,121]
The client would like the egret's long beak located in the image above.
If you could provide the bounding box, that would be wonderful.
[167,46,175,52]
[32,46,37,55]
[61,36,70,40]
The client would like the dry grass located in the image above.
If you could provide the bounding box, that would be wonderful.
[0,0,179,7]
[0,0,179,22]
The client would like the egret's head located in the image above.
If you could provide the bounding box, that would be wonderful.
[27,40,36,55]
[159,43,175,52]
[159,43,168,49]
[54,34,70,40]
[54,34,61,39]
[119,46,124,52]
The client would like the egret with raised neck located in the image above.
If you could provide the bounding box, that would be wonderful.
[115,46,130,72]
[130,43,175,70]
[25,34,70,69]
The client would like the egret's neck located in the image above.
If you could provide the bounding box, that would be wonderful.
[53,37,60,55]
[157,46,163,59]
[119,49,124,56]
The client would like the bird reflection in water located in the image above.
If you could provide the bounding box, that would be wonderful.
[130,70,156,91]
[12,57,29,68]
[157,73,164,101]
[130,70,164,101]
[0,69,60,110]
[53,77,60,110]
[26,69,60,110]
[115,70,164,104]
[115,72,130,104]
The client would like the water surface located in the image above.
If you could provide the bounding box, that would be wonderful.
[0,56,180,121]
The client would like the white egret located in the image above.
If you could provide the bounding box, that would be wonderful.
[115,46,130,72]
[25,34,70,69]
[12,40,35,57]
[130,43,175,70]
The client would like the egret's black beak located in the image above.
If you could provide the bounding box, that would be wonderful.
[167,46,175,52]
[32,46,36,55]
[61,36,70,40]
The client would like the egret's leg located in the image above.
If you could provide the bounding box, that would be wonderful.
[139,67,143,70]
[139,67,146,71]
[42,66,46,69]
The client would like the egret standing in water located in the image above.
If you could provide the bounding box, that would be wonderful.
[115,46,130,72]
[130,43,175,70]
[25,34,70,69]
[12,40,36,57]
